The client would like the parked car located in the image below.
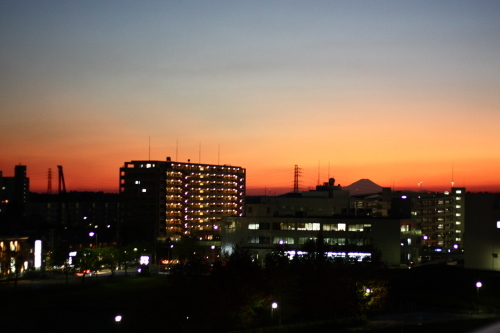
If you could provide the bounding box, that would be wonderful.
[75,269,95,276]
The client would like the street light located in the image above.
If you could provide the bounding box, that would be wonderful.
[89,232,97,247]
[476,281,482,314]
[271,302,278,325]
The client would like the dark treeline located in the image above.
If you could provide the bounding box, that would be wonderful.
[166,236,390,332]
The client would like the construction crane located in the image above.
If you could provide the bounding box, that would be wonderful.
[57,165,66,194]
[57,165,69,226]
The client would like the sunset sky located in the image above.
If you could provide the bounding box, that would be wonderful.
[1,1,499,195]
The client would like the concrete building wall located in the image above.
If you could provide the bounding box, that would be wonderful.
[464,193,500,271]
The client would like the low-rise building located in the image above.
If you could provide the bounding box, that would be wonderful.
[221,216,407,266]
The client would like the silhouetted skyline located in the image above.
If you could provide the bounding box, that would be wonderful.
[1,1,499,194]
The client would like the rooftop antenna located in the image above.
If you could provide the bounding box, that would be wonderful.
[451,163,455,187]
[317,160,320,186]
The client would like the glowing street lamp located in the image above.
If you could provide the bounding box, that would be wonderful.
[476,281,482,314]
[271,302,278,324]
[89,232,97,247]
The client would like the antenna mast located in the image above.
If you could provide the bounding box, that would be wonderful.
[451,163,454,187]
[317,161,320,186]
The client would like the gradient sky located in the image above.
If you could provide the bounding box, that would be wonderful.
[1,1,499,194]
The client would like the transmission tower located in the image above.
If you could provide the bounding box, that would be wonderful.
[293,165,302,193]
[47,168,52,194]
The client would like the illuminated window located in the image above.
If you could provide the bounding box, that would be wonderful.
[456,190,462,194]
[295,223,320,231]
[456,197,461,201]
[273,237,295,245]
[348,224,365,232]
[280,222,295,230]
[142,189,147,193]
[456,205,461,209]
[497,221,500,229]
[338,223,346,231]
[323,224,335,231]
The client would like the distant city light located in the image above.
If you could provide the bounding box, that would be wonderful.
[140,255,150,265]
[34,240,42,268]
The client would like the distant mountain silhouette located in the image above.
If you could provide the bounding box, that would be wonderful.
[344,179,383,195]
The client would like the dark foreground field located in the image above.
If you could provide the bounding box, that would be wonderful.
[2,265,500,333]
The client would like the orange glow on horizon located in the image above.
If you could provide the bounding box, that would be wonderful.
[4,155,498,195]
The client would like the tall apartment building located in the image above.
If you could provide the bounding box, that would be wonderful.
[119,158,246,246]
[410,188,465,258]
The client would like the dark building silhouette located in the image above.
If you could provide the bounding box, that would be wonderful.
[0,165,29,233]
[28,192,119,230]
